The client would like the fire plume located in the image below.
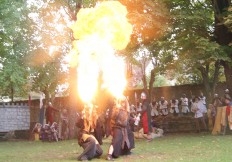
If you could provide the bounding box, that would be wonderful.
[70,1,132,103]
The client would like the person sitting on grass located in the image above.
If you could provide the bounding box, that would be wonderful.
[134,120,164,140]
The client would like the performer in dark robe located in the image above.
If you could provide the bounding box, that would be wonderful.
[106,97,135,161]
[94,111,105,145]
[140,92,152,140]
[75,107,103,161]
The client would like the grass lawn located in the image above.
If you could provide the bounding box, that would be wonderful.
[1,133,232,162]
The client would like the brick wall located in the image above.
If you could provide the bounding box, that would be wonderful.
[0,103,30,132]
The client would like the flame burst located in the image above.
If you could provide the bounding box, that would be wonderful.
[70,1,132,103]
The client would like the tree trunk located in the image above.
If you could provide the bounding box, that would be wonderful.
[210,60,221,102]
[141,56,149,97]
[198,64,210,105]
[222,61,232,97]
[148,68,156,102]
[198,61,221,104]
[42,87,50,103]
[142,73,148,90]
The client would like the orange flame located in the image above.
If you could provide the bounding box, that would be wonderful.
[70,1,132,103]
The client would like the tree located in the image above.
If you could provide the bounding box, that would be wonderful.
[122,0,169,101]
[148,0,228,103]
[25,0,82,102]
[212,0,232,97]
[0,0,31,100]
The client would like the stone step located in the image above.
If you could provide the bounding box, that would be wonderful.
[0,132,8,140]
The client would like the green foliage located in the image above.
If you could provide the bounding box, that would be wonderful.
[224,6,232,33]
[153,75,172,87]
[153,0,227,85]
[0,0,230,99]
[24,0,79,98]
[0,0,31,98]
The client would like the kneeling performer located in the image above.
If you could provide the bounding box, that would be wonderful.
[76,107,103,161]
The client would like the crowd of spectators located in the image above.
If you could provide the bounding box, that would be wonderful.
[128,89,232,135]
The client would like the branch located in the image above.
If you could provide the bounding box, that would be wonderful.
[60,1,77,21]
[196,0,208,8]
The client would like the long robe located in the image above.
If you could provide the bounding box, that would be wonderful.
[111,125,134,158]
[212,106,230,135]
[141,100,152,134]
[77,135,103,161]
[76,117,103,161]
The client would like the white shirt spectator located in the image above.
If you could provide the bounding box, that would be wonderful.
[159,98,168,115]
[150,102,159,116]
[191,100,205,118]
[181,97,189,113]
[199,96,207,113]
[170,99,179,113]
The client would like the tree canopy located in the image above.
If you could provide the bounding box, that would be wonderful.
[0,0,232,102]
[0,0,31,100]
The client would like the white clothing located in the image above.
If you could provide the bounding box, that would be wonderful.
[170,99,179,113]
[150,102,159,116]
[39,92,45,109]
[191,101,204,118]
[137,103,142,112]
[134,114,141,126]
[134,128,163,139]
[159,100,168,115]
[199,96,207,113]
[181,97,189,113]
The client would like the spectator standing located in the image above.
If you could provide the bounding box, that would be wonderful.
[191,96,207,133]
[59,108,69,140]
[211,94,222,126]
[150,100,159,118]
[199,92,207,114]
[159,97,168,116]
[170,98,179,116]
[181,94,189,115]
[224,89,232,106]
[221,95,232,135]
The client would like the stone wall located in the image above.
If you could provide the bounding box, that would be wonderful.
[153,115,198,133]
[0,103,30,132]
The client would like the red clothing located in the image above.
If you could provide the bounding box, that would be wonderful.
[142,112,149,134]
[46,106,59,124]
[226,106,230,116]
